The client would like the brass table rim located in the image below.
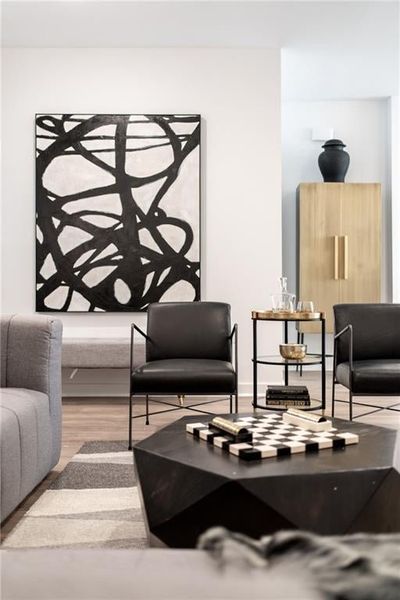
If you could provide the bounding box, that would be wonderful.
[252,310,325,321]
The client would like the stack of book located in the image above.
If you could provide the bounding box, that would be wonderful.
[265,385,310,407]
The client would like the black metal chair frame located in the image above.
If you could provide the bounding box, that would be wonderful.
[128,323,239,450]
[332,324,400,421]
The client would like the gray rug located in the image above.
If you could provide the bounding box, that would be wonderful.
[2,441,148,549]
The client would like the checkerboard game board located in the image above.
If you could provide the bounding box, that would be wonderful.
[186,413,359,461]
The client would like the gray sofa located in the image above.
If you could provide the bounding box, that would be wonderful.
[0,314,63,522]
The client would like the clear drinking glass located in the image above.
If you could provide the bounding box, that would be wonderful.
[297,301,314,313]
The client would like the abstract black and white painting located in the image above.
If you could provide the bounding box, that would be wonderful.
[36,114,200,312]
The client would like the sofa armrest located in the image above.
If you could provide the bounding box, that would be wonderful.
[6,314,63,463]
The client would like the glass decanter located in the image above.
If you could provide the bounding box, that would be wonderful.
[271,277,296,313]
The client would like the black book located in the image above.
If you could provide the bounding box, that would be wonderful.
[266,394,310,402]
[267,385,309,396]
[266,401,311,407]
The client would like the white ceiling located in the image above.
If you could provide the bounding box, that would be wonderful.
[2,1,399,99]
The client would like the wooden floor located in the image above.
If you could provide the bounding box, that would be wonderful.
[2,372,399,541]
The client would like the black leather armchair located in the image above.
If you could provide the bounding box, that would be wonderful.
[128,302,238,448]
[332,304,400,420]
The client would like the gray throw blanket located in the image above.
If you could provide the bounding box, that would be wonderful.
[198,527,400,600]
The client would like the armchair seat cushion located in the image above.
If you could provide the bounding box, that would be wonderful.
[131,359,236,394]
[336,359,400,394]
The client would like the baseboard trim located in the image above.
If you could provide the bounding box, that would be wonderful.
[62,381,282,398]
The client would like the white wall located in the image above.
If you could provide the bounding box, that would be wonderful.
[282,46,398,101]
[1,47,282,396]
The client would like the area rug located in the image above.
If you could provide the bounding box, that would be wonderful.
[2,441,148,549]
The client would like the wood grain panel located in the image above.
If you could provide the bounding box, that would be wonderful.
[297,183,381,334]
[298,183,341,333]
[339,183,381,304]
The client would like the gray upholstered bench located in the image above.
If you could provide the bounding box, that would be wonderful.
[62,338,145,378]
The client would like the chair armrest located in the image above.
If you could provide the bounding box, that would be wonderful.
[228,324,238,378]
[228,324,238,341]
[132,324,151,342]
[130,324,151,373]
[334,324,354,371]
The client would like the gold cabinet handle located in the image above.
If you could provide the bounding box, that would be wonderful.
[343,235,349,280]
[334,236,339,280]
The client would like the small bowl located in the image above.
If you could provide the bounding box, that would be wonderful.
[279,343,307,360]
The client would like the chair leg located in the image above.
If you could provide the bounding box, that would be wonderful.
[300,333,304,377]
[128,394,133,450]
[349,390,353,421]
[235,390,238,414]
[145,394,150,426]
[331,380,336,418]
[229,395,233,413]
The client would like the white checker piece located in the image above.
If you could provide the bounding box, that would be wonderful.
[229,443,253,456]
[254,445,279,458]
[186,422,206,434]
[337,432,359,444]
[310,437,333,449]
[284,441,306,453]
[213,436,228,448]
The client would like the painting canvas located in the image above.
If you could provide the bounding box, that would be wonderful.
[36,114,200,312]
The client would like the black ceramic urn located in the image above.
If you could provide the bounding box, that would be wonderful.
[318,139,350,183]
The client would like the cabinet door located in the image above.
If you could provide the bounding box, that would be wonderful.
[298,183,341,333]
[339,184,381,304]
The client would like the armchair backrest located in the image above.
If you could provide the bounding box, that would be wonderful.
[334,304,400,364]
[146,302,232,362]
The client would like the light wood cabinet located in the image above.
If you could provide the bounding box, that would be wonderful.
[297,183,381,333]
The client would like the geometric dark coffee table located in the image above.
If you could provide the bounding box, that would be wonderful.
[133,413,400,548]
